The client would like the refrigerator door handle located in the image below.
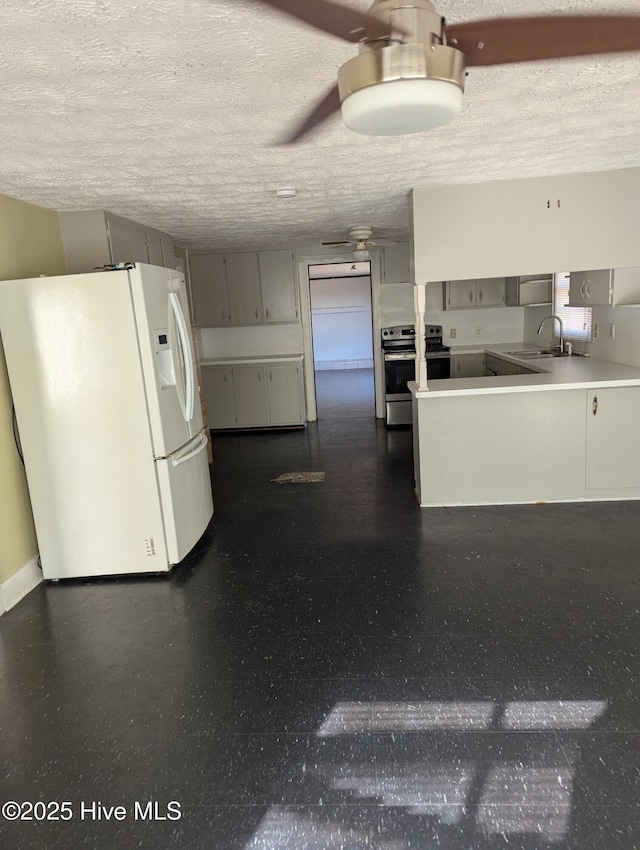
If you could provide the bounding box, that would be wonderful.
[170,433,208,467]
[169,292,195,423]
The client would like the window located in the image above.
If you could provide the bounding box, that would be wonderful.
[553,272,592,352]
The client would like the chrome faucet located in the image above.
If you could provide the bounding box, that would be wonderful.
[537,315,564,352]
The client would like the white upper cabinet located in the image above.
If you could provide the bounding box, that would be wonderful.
[59,210,175,274]
[476,277,506,307]
[189,254,230,326]
[259,250,298,322]
[383,242,411,284]
[444,279,477,309]
[225,252,262,325]
[190,249,299,327]
[569,267,640,307]
[444,278,506,310]
[146,230,164,267]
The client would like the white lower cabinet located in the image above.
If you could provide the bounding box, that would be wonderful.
[266,363,305,425]
[202,360,305,429]
[201,367,235,429]
[586,387,640,489]
[452,353,485,378]
[233,367,269,426]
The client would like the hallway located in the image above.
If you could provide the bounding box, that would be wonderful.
[1,416,640,848]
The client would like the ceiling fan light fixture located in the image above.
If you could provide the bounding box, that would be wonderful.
[341,78,463,136]
[352,242,370,261]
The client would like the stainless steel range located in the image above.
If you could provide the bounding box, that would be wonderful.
[381,324,451,426]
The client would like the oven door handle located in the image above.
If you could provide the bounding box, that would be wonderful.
[384,353,417,361]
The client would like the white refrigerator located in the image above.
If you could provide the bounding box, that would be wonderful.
[0,263,214,580]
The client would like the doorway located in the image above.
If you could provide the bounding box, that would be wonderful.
[308,261,374,419]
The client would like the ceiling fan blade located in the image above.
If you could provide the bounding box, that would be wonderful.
[446,15,640,67]
[250,0,396,43]
[370,238,398,246]
[279,84,342,144]
[322,241,352,246]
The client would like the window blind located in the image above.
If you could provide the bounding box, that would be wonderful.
[553,272,592,352]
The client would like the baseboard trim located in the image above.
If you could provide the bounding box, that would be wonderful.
[1,556,42,615]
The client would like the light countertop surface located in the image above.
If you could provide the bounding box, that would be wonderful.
[201,354,304,366]
[411,343,640,397]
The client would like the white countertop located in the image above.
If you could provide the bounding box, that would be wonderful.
[201,354,304,366]
[411,343,640,397]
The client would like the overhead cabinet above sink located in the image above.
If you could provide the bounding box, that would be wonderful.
[568,267,640,307]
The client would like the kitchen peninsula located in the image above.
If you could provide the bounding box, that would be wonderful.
[410,345,640,507]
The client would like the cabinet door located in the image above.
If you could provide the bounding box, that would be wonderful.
[161,238,175,269]
[266,363,305,425]
[233,367,268,426]
[226,253,262,325]
[495,358,520,376]
[568,271,587,306]
[586,388,640,489]
[201,366,236,429]
[584,269,612,306]
[259,250,298,323]
[476,277,506,308]
[452,353,485,378]
[445,280,476,310]
[108,219,149,265]
[189,254,230,326]
[383,242,411,284]
[147,231,164,266]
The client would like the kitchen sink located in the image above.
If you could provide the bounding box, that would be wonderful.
[505,349,569,359]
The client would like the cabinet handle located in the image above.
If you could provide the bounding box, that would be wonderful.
[255,308,259,320]
[592,395,598,416]
[223,373,228,383]
[265,307,269,319]
[457,361,461,373]
[585,281,590,299]
[258,371,262,382]
[269,370,272,382]
[469,290,473,302]
[221,310,225,321]
[580,282,586,297]
[478,289,483,303]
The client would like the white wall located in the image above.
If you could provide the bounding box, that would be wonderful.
[412,168,640,283]
[417,281,524,346]
[198,324,303,360]
[310,276,373,369]
[590,304,640,368]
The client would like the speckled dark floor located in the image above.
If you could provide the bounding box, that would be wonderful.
[1,414,640,849]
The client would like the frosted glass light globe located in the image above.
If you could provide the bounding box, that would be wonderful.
[341,78,463,136]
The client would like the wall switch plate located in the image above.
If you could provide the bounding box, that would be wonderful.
[593,323,599,339]
[450,328,457,338]
[609,323,616,339]
[475,327,483,337]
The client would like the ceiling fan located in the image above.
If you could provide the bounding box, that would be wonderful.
[322,225,397,259]
[248,0,640,143]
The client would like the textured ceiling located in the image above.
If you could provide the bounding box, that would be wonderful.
[1,0,640,250]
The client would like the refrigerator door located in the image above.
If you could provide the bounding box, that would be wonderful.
[0,271,171,579]
[129,264,203,457]
[155,431,214,563]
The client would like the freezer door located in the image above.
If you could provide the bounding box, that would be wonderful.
[156,431,214,564]
[129,264,203,458]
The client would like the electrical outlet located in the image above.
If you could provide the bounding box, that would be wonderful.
[450,328,457,339]
[610,323,616,340]
[475,326,483,337]
[593,323,599,339]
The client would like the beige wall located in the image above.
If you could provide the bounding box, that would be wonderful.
[0,194,66,583]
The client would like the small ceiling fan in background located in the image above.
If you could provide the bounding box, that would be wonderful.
[323,225,397,259]
[248,0,640,143]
